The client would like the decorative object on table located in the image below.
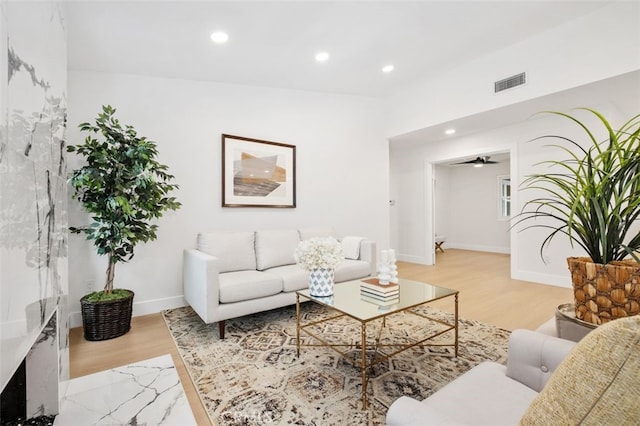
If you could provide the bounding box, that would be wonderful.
[377,249,398,284]
[294,237,344,297]
[360,278,400,305]
[515,108,640,325]
[389,249,399,283]
[68,105,181,341]
[221,134,296,208]
[360,278,400,300]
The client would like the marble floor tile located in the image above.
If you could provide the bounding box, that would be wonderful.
[54,354,196,425]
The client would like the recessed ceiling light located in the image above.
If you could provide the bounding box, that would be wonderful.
[445,128,456,135]
[210,31,229,44]
[315,52,329,62]
[382,64,394,73]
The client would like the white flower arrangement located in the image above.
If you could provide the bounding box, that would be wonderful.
[294,237,345,271]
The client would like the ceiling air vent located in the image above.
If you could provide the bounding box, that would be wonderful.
[494,72,526,93]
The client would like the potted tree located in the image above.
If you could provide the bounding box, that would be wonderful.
[516,108,640,325]
[68,105,181,340]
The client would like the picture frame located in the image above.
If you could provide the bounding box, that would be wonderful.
[222,134,296,208]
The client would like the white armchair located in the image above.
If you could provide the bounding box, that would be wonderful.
[387,330,576,425]
[387,316,640,425]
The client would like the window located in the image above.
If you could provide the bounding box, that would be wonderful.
[498,175,511,219]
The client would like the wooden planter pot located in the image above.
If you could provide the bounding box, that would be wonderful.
[567,257,640,325]
[81,290,134,341]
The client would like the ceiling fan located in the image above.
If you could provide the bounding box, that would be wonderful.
[453,156,498,167]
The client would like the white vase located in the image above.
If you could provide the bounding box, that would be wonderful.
[377,264,391,285]
[309,268,334,297]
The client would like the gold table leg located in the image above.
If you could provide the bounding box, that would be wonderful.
[454,293,459,357]
[296,293,300,357]
[361,321,367,409]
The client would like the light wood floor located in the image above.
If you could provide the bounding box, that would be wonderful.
[69,249,573,426]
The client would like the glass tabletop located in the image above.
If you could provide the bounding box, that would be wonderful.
[297,278,457,322]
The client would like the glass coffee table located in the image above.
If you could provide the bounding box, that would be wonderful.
[296,278,459,409]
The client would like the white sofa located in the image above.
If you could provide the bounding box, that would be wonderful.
[183,227,375,338]
[386,330,576,425]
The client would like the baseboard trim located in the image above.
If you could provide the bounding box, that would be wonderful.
[397,253,430,265]
[69,295,188,329]
[446,243,510,254]
[512,270,572,288]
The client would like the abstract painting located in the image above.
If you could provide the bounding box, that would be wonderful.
[222,134,296,207]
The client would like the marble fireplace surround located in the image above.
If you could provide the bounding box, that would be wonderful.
[1,308,60,421]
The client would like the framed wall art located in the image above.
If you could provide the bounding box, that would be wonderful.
[222,134,296,208]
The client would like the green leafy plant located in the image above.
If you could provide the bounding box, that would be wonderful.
[68,105,181,295]
[515,108,640,265]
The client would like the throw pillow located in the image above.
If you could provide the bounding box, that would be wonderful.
[520,315,640,425]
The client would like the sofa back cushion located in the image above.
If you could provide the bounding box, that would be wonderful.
[255,229,300,270]
[520,315,640,425]
[506,329,576,393]
[298,227,335,241]
[197,231,256,273]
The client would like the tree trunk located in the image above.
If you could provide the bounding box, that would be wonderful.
[105,253,115,293]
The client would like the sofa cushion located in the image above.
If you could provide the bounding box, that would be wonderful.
[388,362,538,425]
[266,264,309,292]
[255,229,300,270]
[197,231,256,273]
[218,270,283,303]
[520,315,640,425]
[298,227,335,241]
[334,259,371,283]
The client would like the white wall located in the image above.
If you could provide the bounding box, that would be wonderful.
[67,71,390,326]
[386,1,640,138]
[390,103,632,287]
[436,161,511,254]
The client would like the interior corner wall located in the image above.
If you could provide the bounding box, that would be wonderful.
[386,1,640,138]
[66,71,390,326]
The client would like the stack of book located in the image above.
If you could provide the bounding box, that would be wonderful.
[360,278,400,306]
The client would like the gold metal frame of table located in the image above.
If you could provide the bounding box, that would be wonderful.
[295,279,459,409]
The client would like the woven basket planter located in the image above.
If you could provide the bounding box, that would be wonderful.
[81,290,134,341]
[567,257,640,325]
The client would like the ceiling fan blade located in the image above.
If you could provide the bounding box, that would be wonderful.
[451,156,499,165]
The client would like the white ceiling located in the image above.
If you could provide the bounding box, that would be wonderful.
[65,0,614,98]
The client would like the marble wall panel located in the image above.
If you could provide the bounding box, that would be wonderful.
[0,0,68,413]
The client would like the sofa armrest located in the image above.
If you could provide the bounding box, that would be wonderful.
[359,239,376,274]
[506,329,577,393]
[387,395,455,426]
[183,249,221,324]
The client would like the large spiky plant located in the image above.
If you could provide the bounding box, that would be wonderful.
[515,108,640,265]
[68,105,181,300]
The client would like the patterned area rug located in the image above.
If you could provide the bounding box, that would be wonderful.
[162,304,510,426]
